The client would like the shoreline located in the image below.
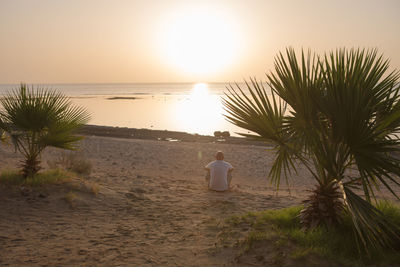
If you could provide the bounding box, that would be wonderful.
[78,124,270,146]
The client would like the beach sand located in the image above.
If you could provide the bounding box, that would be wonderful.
[0,133,398,266]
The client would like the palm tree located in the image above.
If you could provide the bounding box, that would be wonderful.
[223,48,400,251]
[0,84,90,178]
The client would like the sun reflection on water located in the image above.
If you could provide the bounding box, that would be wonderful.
[174,83,225,135]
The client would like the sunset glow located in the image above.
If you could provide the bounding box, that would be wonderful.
[1,1,400,265]
[158,5,242,76]
[174,83,224,134]
[1,1,399,83]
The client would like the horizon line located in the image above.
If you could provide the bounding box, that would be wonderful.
[0,81,246,86]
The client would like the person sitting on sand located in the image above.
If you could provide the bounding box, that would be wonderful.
[205,151,234,191]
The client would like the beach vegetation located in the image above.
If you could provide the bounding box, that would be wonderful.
[47,151,92,176]
[0,84,90,178]
[83,180,100,195]
[64,191,77,207]
[0,168,72,186]
[68,178,100,196]
[223,48,400,253]
[221,204,400,265]
[0,168,99,199]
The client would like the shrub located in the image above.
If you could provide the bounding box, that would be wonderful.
[222,203,400,265]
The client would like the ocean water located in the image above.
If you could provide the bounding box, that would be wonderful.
[0,83,253,136]
[0,83,227,96]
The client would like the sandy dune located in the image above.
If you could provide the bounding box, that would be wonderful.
[0,136,397,266]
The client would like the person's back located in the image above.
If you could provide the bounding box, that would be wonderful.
[205,151,233,191]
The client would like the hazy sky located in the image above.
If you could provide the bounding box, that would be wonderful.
[0,0,399,83]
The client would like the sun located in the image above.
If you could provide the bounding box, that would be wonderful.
[158,5,242,75]
[173,83,225,135]
[191,83,208,98]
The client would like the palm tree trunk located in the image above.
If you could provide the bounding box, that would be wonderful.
[299,180,345,229]
[21,155,41,178]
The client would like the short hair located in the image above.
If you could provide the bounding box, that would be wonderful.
[215,151,224,160]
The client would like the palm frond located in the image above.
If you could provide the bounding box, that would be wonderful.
[318,48,400,201]
[343,186,400,252]
[222,78,301,187]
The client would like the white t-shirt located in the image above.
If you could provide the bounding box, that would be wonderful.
[205,160,233,191]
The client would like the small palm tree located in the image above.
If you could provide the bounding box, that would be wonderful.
[223,48,400,251]
[0,84,90,178]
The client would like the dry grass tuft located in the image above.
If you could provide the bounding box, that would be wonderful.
[48,151,92,176]
[63,191,77,207]
[0,168,73,186]
[74,179,100,196]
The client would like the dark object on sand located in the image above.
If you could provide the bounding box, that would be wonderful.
[214,131,222,137]
[221,131,230,138]
[214,131,230,138]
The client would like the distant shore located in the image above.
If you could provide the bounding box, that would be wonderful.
[78,124,270,146]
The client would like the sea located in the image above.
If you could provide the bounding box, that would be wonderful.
[0,83,254,137]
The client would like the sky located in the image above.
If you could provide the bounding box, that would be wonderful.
[0,0,399,84]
